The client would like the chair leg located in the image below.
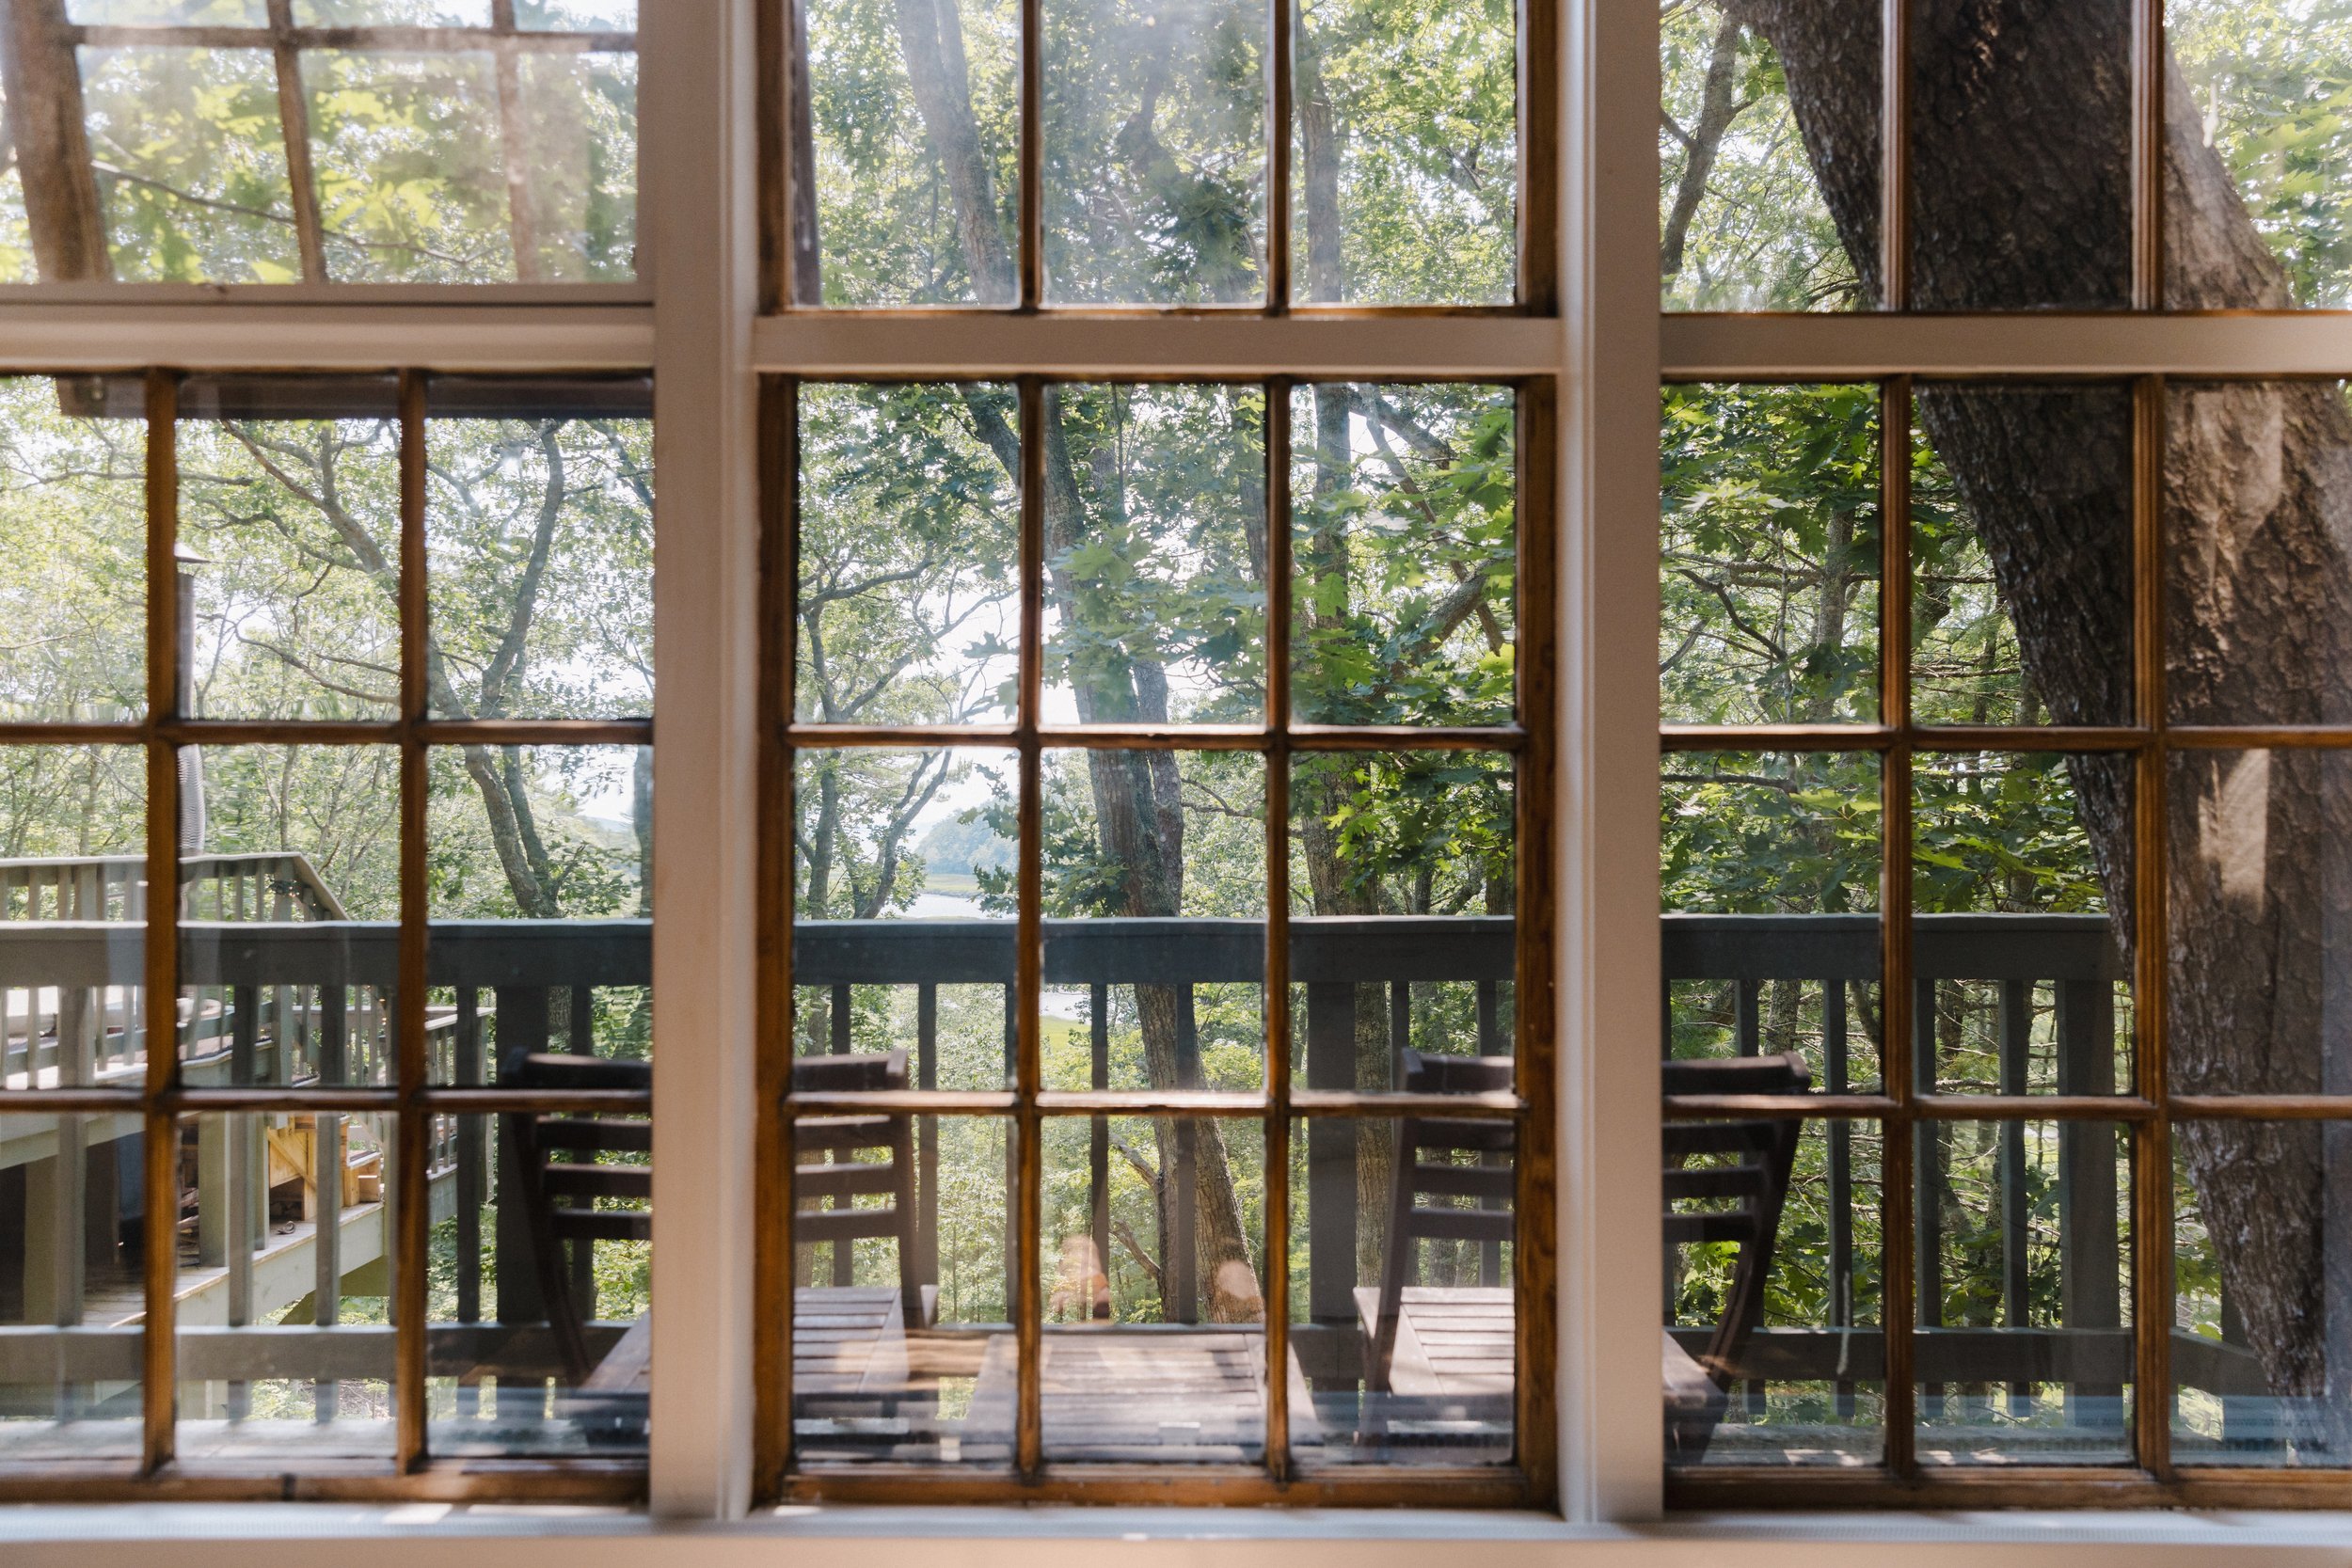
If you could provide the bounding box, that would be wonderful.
[1367,1120,1418,1397]
[891,1121,924,1327]
[503,1112,592,1386]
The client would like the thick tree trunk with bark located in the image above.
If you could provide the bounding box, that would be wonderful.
[1735,0,2352,1441]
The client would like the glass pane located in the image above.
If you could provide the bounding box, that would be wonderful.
[1041,750,1264,1095]
[1911,383,2134,728]
[510,50,639,282]
[181,747,399,1088]
[1662,750,1883,1094]
[0,747,146,1092]
[794,748,1016,1094]
[427,1109,648,1455]
[1290,383,1516,728]
[293,2,492,21]
[798,0,1019,307]
[426,376,654,722]
[1291,0,1516,306]
[178,374,402,723]
[79,46,304,284]
[791,1114,1008,1469]
[1042,0,1265,305]
[0,375,147,721]
[1915,1119,2133,1465]
[427,745,651,1085]
[1290,1114,1513,1467]
[1913,752,2134,1098]
[2167,381,2352,726]
[1661,383,1880,726]
[1042,383,1264,727]
[1039,1112,1264,1462]
[1666,1117,1883,1467]
[516,0,637,27]
[174,1111,397,1464]
[1288,751,1513,1095]
[71,1,268,18]
[0,1110,146,1461]
[1660,0,1876,311]
[2167,1,2352,309]
[0,73,32,284]
[302,50,514,283]
[1910,0,2130,310]
[2167,749,2352,1098]
[796,383,1021,728]
[2173,1118,2352,1465]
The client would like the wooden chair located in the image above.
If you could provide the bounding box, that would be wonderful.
[503,1045,928,1402]
[789,1047,925,1327]
[1366,1050,1516,1397]
[1660,1052,1811,1464]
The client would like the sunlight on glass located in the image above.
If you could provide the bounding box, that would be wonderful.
[1043,0,1266,304]
[293,1,491,21]
[68,1,266,20]
[1659,0,1873,311]
[2169,0,2352,309]
[801,0,1019,306]
[79,46,304,283]
[1292,0,1516,305]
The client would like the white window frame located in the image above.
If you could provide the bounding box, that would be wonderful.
[0,0,2346,1544]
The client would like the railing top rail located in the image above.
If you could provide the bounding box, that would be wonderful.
[1662,911,2123,984]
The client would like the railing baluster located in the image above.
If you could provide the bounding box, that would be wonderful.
[917,983,939,1291]
[1824,978,1854,1421]
[1915,977,1944,1425]
[1089,982,1108,1316]
[1998,978,2032,1416]
[1167,986,1200,1324]
[829,982,852,1288]
[1736,978,1761,1056]
[456,988,484,1418]
[1303,982,1357,1338]
[1477,978,1502,1287]
[2056,974,2122,1426]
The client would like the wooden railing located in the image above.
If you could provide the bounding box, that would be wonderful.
[0,910,2273,1433]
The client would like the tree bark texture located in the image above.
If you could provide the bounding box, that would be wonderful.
[1734,0,2352,1442]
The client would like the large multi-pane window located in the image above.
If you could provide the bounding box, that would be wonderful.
[0,372,655,1491]
[1659,0,2352,1507]
[761,0,1556,1507]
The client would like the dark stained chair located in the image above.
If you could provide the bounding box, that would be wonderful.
[1660,1051,1811,1464]
[789,1047,925,1326]
[1367,1049,1516,1398]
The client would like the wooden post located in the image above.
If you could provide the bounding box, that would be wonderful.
[2057,974,2122,1425]
[1304,982,1356,1332]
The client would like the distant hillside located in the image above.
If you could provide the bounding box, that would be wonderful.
[916,811,1015,880]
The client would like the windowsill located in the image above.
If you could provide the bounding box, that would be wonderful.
[6,1505,2352,1560]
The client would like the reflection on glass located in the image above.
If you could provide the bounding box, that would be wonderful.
[1660,383,1880,726]
[1291,383,1516,728]
[1914,752,2134,1099]
[1910,0,2130,310]
[2167,749,2352,1098]
[0,1111,144,1460]
[797,383,1020,727]
[78,46,303,283]
[792,1114,1008,1468]
[1666,1110,1882,1467]
[2167,381,2352,727]
[427,746,651,1085]
[1040,750,1264,1094]
[793,748,1017,1095]
[294,1,490,20]
[1659,0,1874,311]
[71,1,266,18]
[1287,751,1514,1091]
[1291,1114,1512,1467]
[0,377,146,721]
[516,0,637,26]
[427,376,654,721]
[1041,1113,1264,1463]
[1915,1119,2132,1465]
[181,747,398,1088]
[1911,383,2133,728]
[2173,1119,2352,1466]
[1662,751,1883,1095]
[1043,383,1265,725]
[1292,0,1516,306]
[2168,1,2352,309]
[301,50,511,283]
[800,0,1018,306]
[0,748,145,1092]
[178,375,401,722]
[428,1109,649,1455]
[1042,0,1265,304]
[174,1112,396,1461]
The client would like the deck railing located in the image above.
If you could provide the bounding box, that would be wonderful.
[0,908,2273,1433]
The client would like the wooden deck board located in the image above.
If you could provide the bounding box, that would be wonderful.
[961,1326,1324,1460]
[1355,1285,1514,1399]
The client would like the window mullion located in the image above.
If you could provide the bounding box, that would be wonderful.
[140,368,183,1479]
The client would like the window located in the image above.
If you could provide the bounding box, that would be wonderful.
[761,0,1559,1505]
[1657,0,2352,1509]
[0,1,638,285]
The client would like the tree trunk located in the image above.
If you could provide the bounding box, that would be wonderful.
[1737,0,2352,1439]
